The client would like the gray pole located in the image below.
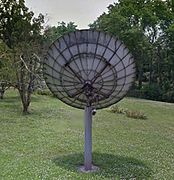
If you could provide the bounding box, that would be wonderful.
[84,106,93,171]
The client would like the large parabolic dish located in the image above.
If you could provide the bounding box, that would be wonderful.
[43,30,136,172]
[43,30,136,110]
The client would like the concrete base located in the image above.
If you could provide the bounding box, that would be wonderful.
[78,165,100,173]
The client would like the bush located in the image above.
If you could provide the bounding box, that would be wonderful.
[109,105,127,114]
[129,83,167,102]
[35,89,53,96]
[142,83,163,101]
[125,110,147,119]
[162,91,174,103]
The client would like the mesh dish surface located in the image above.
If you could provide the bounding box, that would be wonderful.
[43,30,136,109]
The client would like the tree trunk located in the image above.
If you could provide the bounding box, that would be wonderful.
[149,56,153,86]
[0,91,4,99]
[18,89,31,114]
[22,103,29,114]
[138,68,143,89]
[0,84,6,99]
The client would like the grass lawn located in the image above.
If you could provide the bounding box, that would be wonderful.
[0,90,174,180]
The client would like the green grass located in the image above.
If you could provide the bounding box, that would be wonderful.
[0,90,174,180]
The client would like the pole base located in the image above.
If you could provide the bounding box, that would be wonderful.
[78,165,100,173]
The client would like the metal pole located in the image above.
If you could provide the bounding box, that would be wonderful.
[84,106,92,171]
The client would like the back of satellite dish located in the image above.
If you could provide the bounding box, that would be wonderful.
[43,30,136,172]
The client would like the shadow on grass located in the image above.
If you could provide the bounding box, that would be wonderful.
[53,152,152,178]
[0,95,40,104]
[0,94,41,116]
[0,96,21,112]
[0,96,18,103]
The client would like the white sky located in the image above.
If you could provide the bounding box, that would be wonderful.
[25,0,116,29]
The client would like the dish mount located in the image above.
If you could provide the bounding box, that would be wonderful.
[43,30,136,172]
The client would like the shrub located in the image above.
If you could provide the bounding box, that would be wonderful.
[162,91,174,103]
[35,89,53,96]
[109,105,127,114]
[108,105,147,120]
[142,83,163,101]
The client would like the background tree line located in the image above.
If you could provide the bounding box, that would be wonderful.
[0,0,174,114]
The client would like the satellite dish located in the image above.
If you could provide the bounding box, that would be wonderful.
[43,30,136,172]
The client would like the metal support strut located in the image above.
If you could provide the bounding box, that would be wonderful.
[84,106,93,170]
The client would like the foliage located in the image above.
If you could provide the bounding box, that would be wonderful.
[89,0,174,103]
[43,21,77,46]
[0,0,44,48]
[109,105,127,114]
[35,88,53,96]
[0,90,173,179]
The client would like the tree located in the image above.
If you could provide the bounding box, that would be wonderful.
[0,0,44,113]
[89,0,174,102]
[43,21,77,46]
